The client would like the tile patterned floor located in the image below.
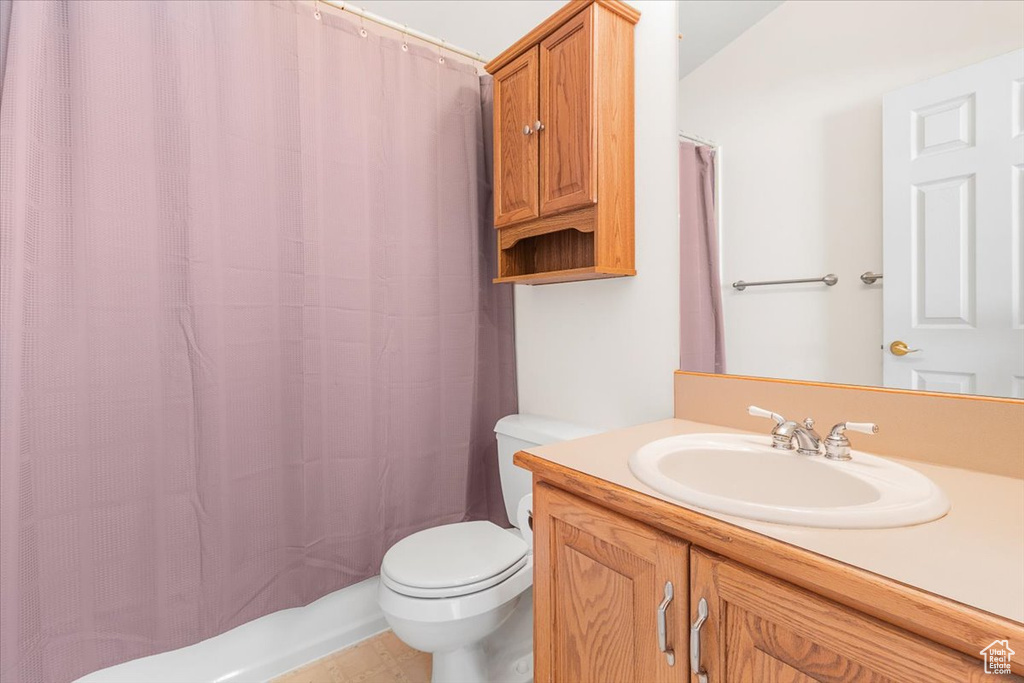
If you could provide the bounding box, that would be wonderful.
[274,631,431,683]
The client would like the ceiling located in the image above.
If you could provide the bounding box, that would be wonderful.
[678,1,784,78]
[349,0,783,77]
[351,1,566,61]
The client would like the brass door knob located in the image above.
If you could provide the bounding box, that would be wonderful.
[889,340,921,356]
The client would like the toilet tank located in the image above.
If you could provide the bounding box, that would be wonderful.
[494,414,599,527]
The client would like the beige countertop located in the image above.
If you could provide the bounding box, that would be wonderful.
[524,418,1024,624]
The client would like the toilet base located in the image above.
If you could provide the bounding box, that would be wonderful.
[432,646,488,683]
[378,559,534,683]
[429,588,533,683]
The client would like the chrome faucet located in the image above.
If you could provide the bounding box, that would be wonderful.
[823,421,878,461]
[748,406,822,455]
[749,406,879,461]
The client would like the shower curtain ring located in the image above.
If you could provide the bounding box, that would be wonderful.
[313,0,322,21]
[347,3,367,36]
[401,25,409,51]
[438,40,446,64]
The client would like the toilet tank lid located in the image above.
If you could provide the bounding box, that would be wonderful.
[494,414,600,446]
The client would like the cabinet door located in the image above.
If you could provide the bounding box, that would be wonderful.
[534,482,689,683]
[493,47,540,227]
[689,549,1003,683]
[539,7,596,216]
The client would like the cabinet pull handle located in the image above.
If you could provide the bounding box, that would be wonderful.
[657,581,675,666]
[533,120,545,132]
[690,597,709,683]
[522,125,533,136]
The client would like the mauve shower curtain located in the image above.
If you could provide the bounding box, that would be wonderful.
[679,141,725,373]
[0,1,516,680]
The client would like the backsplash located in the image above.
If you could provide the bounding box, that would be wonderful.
[674,372,1024,479]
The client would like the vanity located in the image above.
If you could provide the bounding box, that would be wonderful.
[516,373,1024,682]
[495,2,1024,679]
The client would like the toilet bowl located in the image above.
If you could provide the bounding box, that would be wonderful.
[377,414,597,683]
[378,522,533,682]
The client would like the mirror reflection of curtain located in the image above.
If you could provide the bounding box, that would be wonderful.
[0,1,516,680]
[679,141,725,373]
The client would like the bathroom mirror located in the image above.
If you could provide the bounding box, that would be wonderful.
[676,0,1024,399]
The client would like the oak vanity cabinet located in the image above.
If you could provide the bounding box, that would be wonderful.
[533,483,688,683]
[532,483,1012,683]
[689,550,991,683]
[488,1,638,284]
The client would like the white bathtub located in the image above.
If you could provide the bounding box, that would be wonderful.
[76,576,386,683]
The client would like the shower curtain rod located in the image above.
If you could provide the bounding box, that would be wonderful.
[679,130,719,148]
[320,0,488,64]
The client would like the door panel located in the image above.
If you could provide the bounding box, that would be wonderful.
[882,49,1024,398]
[725,607,886,682]
[690,549,1000,682]
[539,8,596,216]
[556,530,640,682]
[494,48,540,227]
[534,482,688,683]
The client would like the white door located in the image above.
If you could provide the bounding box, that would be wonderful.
[883,50,1024,398]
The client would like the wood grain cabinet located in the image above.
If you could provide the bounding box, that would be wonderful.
[494,48,541,227]
[533,483,688,683]
[532,483,1018,683]
[487,1,639,285]
[689,549,995,683]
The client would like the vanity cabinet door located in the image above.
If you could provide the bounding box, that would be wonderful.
[689,549,996,682]
[493,47,540,227]
[538,6,596,217]
[534,482,689,683]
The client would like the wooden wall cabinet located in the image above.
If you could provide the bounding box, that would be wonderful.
[487,0,639,285]
[532,483,1012,683]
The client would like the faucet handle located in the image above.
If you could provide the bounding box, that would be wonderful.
[841,422,878,436]
[748,405,785,425]
[750,406,797,451]
[824,421,878,461]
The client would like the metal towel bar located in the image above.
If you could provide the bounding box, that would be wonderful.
[860,271,883,284]
[732,273,838,291]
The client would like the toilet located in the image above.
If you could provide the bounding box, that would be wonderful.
[377,414,597,683]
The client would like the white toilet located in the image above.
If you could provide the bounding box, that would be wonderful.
[377,414,596,683]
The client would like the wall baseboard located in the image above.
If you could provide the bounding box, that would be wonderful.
[76,577,387,683]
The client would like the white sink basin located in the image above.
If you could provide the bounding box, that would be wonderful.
[628,433,950,529]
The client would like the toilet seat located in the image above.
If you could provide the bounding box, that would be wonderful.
[378,555,533,625]
[382,554,528,598]
[381,521,528,599]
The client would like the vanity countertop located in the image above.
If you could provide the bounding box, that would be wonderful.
[519,417,1024,625]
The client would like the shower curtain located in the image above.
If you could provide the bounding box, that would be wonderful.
[679,140,726,373]
[0,1,516,680]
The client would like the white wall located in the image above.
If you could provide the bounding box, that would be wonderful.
[514,0,681,429]
[678,0,1024,386]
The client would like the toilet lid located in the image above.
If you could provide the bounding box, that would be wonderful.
[381,521,528,596]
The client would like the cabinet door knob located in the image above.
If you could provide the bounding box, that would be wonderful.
[657,581,675,666]
[690,597,709,682]
[522,125,533,136]
[533,120,545,132]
